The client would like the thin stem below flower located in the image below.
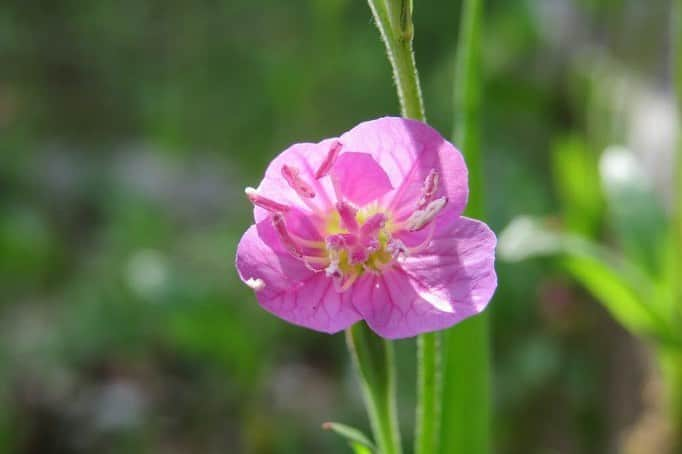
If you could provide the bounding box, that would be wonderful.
[346,323,403,454]
[366,0,425,121]
[415,332,440,454]
[364,3,438,454]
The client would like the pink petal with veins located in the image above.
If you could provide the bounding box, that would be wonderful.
[329,152,393,206]
[236,223,362,334]
[253,139,340,223]
[236,117,497,339]
[339,117,468,221]
[349,217,496,338]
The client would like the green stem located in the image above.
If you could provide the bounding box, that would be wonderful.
[659,348,682,449]
[366,0,426,120]
[441,0,490,453]
[415,332,441,454]
[365,2,440,453]
[346,323,403,454]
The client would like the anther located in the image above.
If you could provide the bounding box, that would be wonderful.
[360,213,386,238]
[245,277,266,291]
[326,233,356,250]
[315,141,343,179]
[245,187,290,213]
[417,169,439,209]
[387,238,408,259]
[405,196,448,231]
[325,257,343,279]
[336,201,359,232]
[272,213,303,259]
[281,165,316,198]
[349,247,369,265]
[365,238,380,253]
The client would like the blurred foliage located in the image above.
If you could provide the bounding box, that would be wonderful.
[0,0,677,453]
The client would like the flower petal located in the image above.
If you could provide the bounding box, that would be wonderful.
[348,269,462,339]
[339,117,469,220]
[329,152,393,206]
[401,217,497,315]
[236,222,362,334]
[350,217,496,339]
[254,139,340,223]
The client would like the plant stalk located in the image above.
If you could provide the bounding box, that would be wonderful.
[416,332,441,454]
[366,0,426,121]
[365,2,440,454]
[659,349,682,450]
[346,323,403,454]
[441,0,491,453]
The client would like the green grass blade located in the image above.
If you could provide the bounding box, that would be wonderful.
[346,323,403,454]
[441,0,490,453]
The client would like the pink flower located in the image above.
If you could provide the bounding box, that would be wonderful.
[235,117,497,339]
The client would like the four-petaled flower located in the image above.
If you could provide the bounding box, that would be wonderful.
[236,117,497,339]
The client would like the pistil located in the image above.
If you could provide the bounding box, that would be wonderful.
[245,187,291,213]
[315,141,343,179]
[404,196,448,231]
[282,164,316,198]
[417,169,440,209]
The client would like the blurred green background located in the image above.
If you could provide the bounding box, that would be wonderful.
[0,0,678,453]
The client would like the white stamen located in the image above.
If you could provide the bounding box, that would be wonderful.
[325,254,343,280]
[336,273,359,292]
[404,196,448,231]
[245,277,266,291]
[417,169,440,209]
[245,187,290,213]
[387,238,408,259]
[336,201,359,232]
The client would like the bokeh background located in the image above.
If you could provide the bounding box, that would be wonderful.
[0,0,678,453]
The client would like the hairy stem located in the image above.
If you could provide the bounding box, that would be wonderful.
[441,0,491,453]
[346,323,403,454]
[366,0,426,120]
[415,332,441,454]
[365,2,440,454]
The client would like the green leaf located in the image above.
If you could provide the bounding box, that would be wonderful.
[561,255,663,339]
[351,442,375,454]
[441,1,490,453]
[499,216,677,344]
[599,145,668,275]
[322,422,375,450]
[651,229,678,323]
[440,314,490,454]
[551,134,603,236]
[496,216,566,261]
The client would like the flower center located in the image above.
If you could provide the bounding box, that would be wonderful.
[323,204,394,287]
[245,142,448,292]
